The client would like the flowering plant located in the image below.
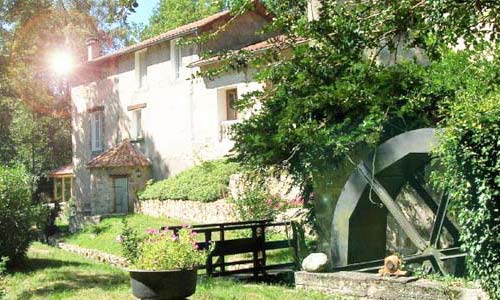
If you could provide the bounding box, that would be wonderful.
[120,223,211,271]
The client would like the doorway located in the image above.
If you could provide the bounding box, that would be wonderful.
[113,177,129,214]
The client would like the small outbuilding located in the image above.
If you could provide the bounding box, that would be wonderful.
[86,139,151,215]
[48,163,74,203]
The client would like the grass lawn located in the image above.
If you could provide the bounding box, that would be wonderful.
[3,243,339,300]
[61,214,184,256]
[61,214,297,267]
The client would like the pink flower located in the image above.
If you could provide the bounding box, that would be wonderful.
[265,198,273,207]
[171,233,179,241]
[146,228,159,235]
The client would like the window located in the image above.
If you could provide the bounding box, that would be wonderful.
[90,111,104,152]
[226,89,238,120]
[172,41,182,79]
[131,109,143,140]
[135,49,147,89]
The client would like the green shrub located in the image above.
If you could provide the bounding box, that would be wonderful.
[0,257,7,300]
[229,173,302,221]
[139,160,240,202]
[435,93,500,299]
[0,165,46,264]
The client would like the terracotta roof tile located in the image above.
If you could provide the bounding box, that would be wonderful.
[87,139,151,169]
[88,0,271,65]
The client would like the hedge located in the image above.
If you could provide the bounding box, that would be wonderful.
[139,160,240,202]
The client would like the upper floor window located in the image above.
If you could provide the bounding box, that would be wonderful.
[226,89,238,121]
[172,41,182,79]
[131,109,143,140]
[90,111,104,152]
[135,49,147,89]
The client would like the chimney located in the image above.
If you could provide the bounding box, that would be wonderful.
[86,37,100,61]
[307,0,322,21]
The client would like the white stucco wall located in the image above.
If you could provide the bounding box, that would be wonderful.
[70,16,266,212]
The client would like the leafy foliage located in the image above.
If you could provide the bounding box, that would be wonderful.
[198,0,500,254]
[434,93,500,299]
[141,0,224,40]
[0,165,47,263]
[122,226,211,270]
[0,257,6,300]
[0,0,140,199]
[120,218,140,264]
[139,160,240,202]
[232,187,284,221]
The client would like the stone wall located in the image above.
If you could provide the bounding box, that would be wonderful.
[57,242,127,268]
[136,199,237,224]
[295,271,489,300]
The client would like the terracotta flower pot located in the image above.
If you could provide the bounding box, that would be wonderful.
[129,268,197,300]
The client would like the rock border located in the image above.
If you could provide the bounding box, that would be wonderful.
[56,242,128,269]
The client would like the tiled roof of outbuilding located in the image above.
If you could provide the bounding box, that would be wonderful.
[48,163,74,177]
[86,139,151,169]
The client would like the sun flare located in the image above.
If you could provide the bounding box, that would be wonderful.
[49,50,75,76]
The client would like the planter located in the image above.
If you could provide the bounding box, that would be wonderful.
[129,269,197,300]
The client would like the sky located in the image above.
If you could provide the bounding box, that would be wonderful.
[128,0,161,25]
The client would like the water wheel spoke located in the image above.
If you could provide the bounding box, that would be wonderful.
[408,176,461,244]
[430,192,450,247]
[429,253,447,276]
[358,163,428,252]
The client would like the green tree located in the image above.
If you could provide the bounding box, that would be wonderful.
[141,0,224,40]
[201,1,500,296]
[0,0,139,198]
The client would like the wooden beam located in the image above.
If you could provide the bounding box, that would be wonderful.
[53,178,57,202]
[70,177,74,198]
[357,163,428,251]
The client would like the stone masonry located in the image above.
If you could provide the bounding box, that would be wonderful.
[136,199,237,224]
[295,271,489,300]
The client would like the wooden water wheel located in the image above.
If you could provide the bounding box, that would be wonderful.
[330,128,465,275]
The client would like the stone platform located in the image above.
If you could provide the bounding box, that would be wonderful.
[295,271,488,300]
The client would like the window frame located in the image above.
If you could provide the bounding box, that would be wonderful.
[135,49,148,89]
[226,88,238,121]
[131,109,143,141]
[90,111,104,152]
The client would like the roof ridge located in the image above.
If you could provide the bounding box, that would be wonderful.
[87,0,271,65]
[87,139,150,169]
